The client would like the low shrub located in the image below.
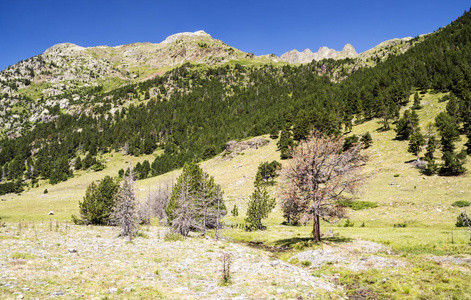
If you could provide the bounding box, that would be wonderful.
[301,260,312,267]
[456,212,470,227]
[344,219,354,227]
[451,201,470,208]
[164,231,184,242]
[337,200,378,210]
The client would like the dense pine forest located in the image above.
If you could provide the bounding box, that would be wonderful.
[1,9,471,194]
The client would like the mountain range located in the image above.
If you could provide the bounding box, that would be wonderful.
[0,30,416,137]
[0,8,470,191]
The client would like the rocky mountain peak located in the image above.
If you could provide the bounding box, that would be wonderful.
[302,48,314,55]
[161,30,212,44]
[342,44,357,56]
[44,43,85,56]
[281,44,358,64]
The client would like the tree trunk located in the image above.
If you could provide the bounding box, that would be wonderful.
[312,214,321,242]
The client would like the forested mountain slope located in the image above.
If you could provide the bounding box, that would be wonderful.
[1,9,471,194]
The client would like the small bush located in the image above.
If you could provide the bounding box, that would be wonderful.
[451,201,470,208]
[394,174,400,177]
[164,231,184,242]
[438,94,450,103]
[394,223,407,228]
[337,200,378,210]
[344,219,354,227]
[221,252,232,285]
[136,232,149,239]
[43,189,48,194]
[456,212,470,227]
[301,260,312,267]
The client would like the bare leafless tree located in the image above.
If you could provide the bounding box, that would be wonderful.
[112,173,139,240]
[138,182,171,225]
[198,172,212,235]
[280,132,369,242]
[122,142,129,155]
[215,185,224,240]
[171,177,198,236]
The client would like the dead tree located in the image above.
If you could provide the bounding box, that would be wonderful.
[171,177,198,236]
[280,132,369,242]
[112,173,139,240]
[139,182,171,225]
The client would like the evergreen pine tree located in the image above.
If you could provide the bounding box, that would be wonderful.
[166,161,226,232]
[75,156,82,170]
[292,109,310,141]
[360,132,373,149]
[435,112,466,175]
[269,126,279,139]
[245,178,275,231]
[408,130,425,161]
[446,94,461,121]
[74,176,120,225]
[277,126,294,159]
[412,91,422,109]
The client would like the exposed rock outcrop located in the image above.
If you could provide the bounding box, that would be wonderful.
[281,44,358,63]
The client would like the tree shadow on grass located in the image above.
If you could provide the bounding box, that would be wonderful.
[322,236,352,243]
[273,236,352,249]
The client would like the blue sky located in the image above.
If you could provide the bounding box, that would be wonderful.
[0,0,469,71]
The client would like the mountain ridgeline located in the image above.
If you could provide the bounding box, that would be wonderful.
[1,10,471,193]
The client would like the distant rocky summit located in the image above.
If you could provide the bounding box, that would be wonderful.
[161,30,212,44]
[281,44,358,63]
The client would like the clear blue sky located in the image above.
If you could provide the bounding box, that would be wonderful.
[0,0,469,71]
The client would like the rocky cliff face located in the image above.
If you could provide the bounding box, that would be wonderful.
[281,44,358,63]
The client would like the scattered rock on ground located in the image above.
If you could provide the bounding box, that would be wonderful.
[291,240,405,271]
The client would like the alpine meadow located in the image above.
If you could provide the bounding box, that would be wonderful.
[2,6,471,299]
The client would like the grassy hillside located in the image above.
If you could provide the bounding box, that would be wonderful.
[2,91,471,299]
[2,91,470,232]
